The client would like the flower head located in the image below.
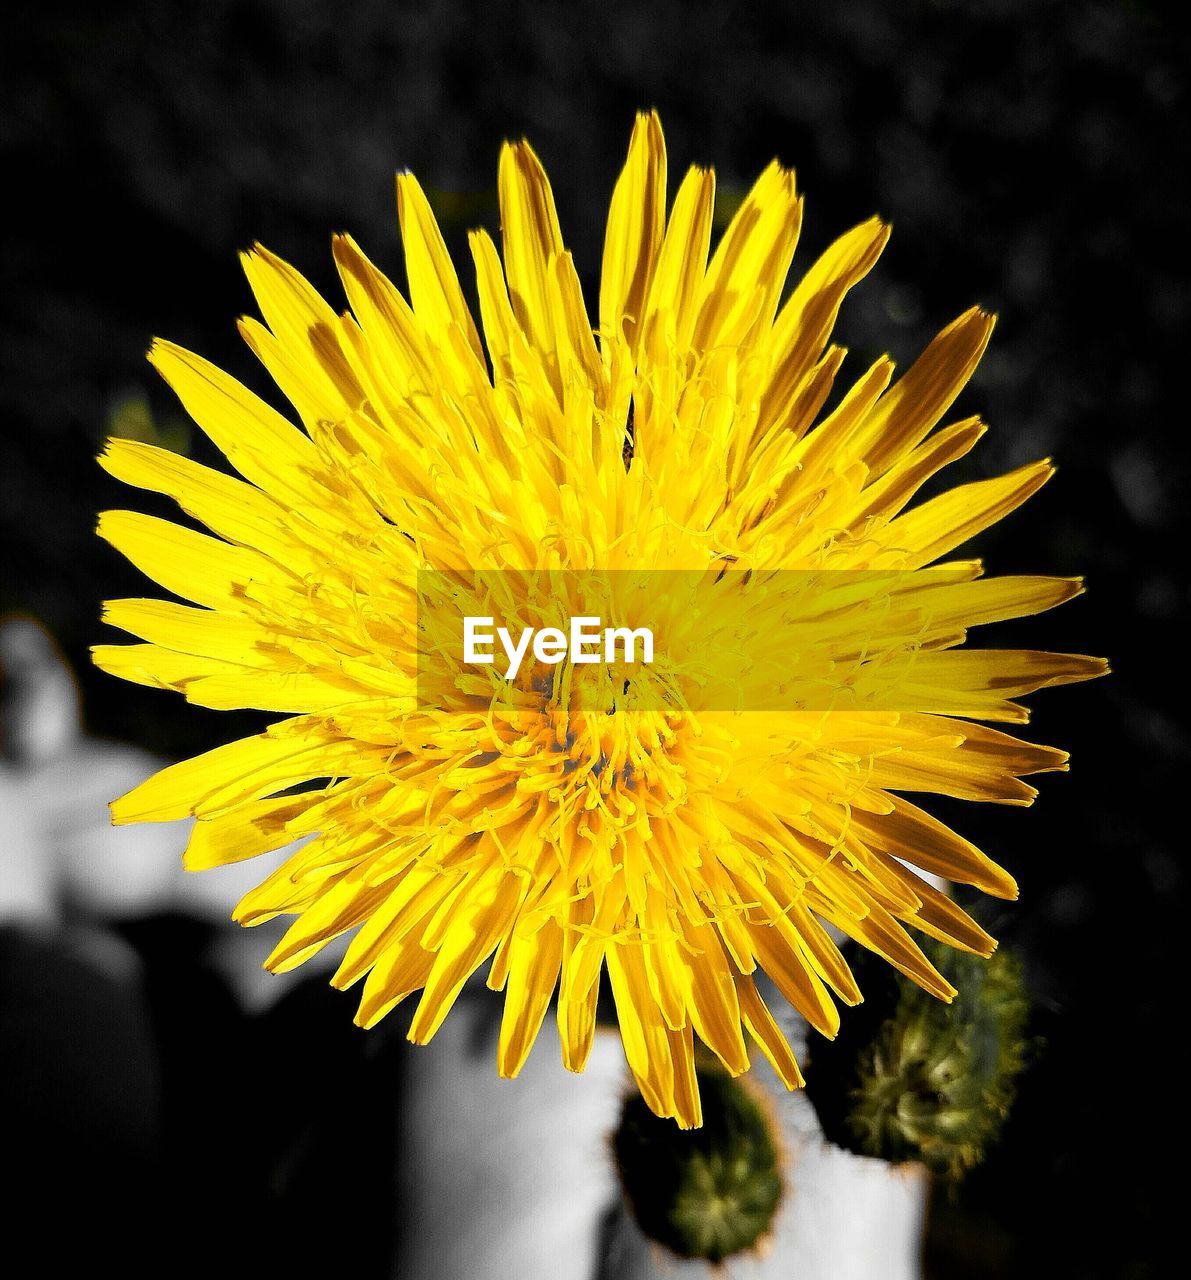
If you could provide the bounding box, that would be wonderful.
[95,112,1103,1127]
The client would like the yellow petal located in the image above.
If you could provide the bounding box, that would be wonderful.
[332,233,432,399]
[600,109,667,355]
[498,917,564,1078]
[880,460,1054,566]
[747,920,840,1039]
[905,649,1108,698]
[850,416,987,526]
[110,726,346,825]
[240,243,364,417]
[97,511,281,610]
[184,793,316,870]
[91,642,237,692]
[606,941,677,1121]
[761,216,890,429]
[409,870,525,1044]
[849,307,996,477]
[851,796,1018,899]
[148,340,319,505]
[498,138,566,368]
[694,160,802,352]
[102,598,268,664]
[641,165,715,351]
[735,974,804,1090]
[676,915,749,1075]
[396,171,485,363]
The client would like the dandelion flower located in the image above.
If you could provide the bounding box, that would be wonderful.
[95,112,1104,1127]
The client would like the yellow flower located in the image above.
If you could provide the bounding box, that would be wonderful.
[95,112,1104,1128]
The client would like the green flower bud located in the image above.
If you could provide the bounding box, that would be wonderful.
[613,1062,783,1263]
[806,938,1029,1179]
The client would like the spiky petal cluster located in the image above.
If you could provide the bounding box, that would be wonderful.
[95,112,1103,1127]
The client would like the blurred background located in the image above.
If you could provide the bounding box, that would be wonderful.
[1,0,1185,1275]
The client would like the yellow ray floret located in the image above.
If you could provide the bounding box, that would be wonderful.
[95,112,1105,1127]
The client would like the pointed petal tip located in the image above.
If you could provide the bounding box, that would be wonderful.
[145,336,178,370]
[355,996,398,1031]
[496,1055,527,1081]
[394,172,418,215]
[502,135,543,167]
[108,791,140,826]
[983,865,1021,900]
[958,302,997,328]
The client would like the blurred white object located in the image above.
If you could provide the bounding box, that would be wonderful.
[602,993,927,1279]
[601,1065,927,1279]
[393,983,927,1280]
[1,614,194,917]
[0,769,56,921]
[1,618,80,921]
[0,617,82,766]
[0,616,296,997]
[394,1002,627,1280]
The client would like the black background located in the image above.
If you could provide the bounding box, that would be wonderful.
[1,1,1186,1274]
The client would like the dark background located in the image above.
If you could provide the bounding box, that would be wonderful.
[1,1,1186,1274]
